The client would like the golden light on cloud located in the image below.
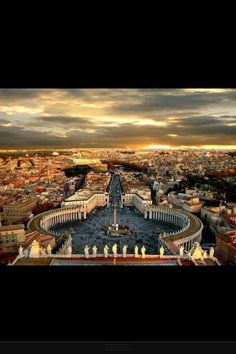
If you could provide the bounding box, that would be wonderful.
[0,88,236,148]
[137,120,167,127]
[182,89,233,93]
[144,145,236,150]
[0,106,44,115]
[1,122,13,127]
[47,132,68,138]
[200,145,236,150]
[146,145,172,149]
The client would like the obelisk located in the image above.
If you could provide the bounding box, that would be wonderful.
[114,206,117,226]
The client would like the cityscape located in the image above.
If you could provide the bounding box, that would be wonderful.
[0,89,236,265]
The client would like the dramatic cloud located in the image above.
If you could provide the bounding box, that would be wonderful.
[0,89,236,148]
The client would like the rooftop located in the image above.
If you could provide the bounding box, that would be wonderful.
[13,255,219,266]
[0,224,24,231]
[164,209,203,242]
[217,230,236,249]
[65,189,106,202]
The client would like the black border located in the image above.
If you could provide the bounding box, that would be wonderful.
[0,341,236,354]
[1,265,236,342]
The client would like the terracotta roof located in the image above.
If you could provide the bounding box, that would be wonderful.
[0,224,24,231]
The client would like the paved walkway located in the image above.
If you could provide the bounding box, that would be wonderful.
[52,206,179,254]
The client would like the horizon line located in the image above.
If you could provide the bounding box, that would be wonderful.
[1,145,236,151]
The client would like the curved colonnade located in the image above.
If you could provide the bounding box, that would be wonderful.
[145,206,203,253]
[28,206,87,238]
[28,205,203,255]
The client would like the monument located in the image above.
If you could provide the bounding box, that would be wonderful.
[160,246,164,257]
[47,244,52,255]
[84,245,90,258]
[29,240,40,258]
[67,245,72,257]
[179,245,184,257]
[141,245,146,259]
[18,246,23,257]
[112,243,118,258]
[113,206,118,231]
[40,247,46,257]
[134,245,139,258]
[101,205,132,239]
[122,244,128,258]
[189,242,205,260]
[104,244,109,258]
[92,245,98,258]
[209,247,214,258]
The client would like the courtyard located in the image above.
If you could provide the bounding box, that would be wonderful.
[52,206,179,255]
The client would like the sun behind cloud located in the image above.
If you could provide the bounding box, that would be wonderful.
[0,88,236,148]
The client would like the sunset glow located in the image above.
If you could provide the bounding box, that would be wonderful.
[0,89,236,149]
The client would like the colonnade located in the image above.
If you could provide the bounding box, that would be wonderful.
[29,203,203,256]
[175,233,202,251]
[40,209,87,232]
[145,206,203,253]
[144,207,189,229]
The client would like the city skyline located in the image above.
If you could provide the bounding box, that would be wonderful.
[0,88,236,149]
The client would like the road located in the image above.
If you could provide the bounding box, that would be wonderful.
[109,173,122,206]
[51,173,178,254]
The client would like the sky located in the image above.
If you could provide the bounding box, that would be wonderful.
[0,88,236,149]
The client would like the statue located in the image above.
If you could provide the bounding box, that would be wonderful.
[179,245,184,257]
[122,244,128,258]
[141,245,146,259]
[189,242,204,260]
[203,250,207,258]
[104,244,109,258]
[40,247,46,257]
[18,246,23,257]
[112,243,118,258]
[47,244,52,255]
[134,245,139,258]
[209,247,214,258]
[67,245,72,256]
[29,240,40,258]
[92,245,98,258]
[84,245,90,258]
[160,246,164,257]
[23,248,29,257]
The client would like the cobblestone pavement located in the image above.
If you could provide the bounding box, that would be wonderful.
[52,206,179,254]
